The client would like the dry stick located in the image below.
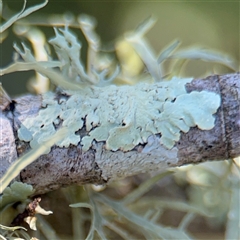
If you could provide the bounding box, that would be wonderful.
[1,73,239,195]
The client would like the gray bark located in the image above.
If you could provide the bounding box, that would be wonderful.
[0,73,239,195]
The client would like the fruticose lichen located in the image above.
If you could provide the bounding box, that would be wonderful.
[9,15,222,152]
[18,77,220,151]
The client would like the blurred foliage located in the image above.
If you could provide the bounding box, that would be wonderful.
[20,161,239,240]
[1,0,239,95]
[0,1,239,239]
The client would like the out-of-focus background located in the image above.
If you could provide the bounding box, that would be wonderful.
[1,0,239,95]
[1,1,239,240]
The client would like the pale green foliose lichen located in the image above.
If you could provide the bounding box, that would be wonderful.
[18,77,221,151]
[0,182,34,225]
[1,15,226,153]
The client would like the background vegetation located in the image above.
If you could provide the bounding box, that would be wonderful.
[1,0,239,94]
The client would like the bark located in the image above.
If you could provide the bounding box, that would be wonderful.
[0,73,239,195]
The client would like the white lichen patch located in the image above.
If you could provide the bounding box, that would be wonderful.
[18,77,220,151]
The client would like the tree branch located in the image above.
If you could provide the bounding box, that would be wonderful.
[1,73,239,195]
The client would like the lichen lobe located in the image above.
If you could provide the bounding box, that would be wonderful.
[18,77,221,151]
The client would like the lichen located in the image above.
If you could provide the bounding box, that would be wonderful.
[6,15,221,152]
[0,182,34,225]
[18,77,221,151]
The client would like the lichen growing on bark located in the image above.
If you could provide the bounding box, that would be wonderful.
[18,77,220,151]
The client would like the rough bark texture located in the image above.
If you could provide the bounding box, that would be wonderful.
[0,73,239,195]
